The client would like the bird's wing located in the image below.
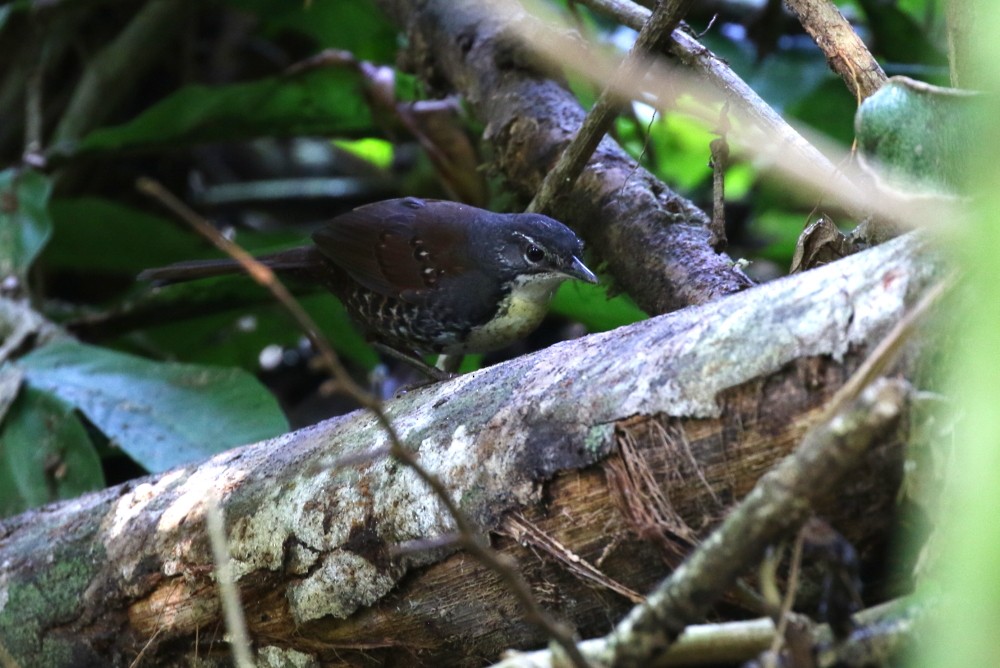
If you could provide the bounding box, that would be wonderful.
[311,197,476,301]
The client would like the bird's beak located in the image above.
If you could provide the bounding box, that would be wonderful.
[566,256,599,284]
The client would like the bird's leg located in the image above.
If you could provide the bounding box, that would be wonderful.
[371,343,452,382]
[435,354,463,375]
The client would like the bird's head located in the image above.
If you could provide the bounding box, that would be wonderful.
[484,213,598,287]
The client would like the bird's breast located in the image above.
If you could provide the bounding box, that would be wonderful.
[459,273,564,353]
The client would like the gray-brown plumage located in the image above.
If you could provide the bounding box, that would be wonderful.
[140,197,597,369]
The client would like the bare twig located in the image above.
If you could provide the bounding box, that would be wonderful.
[528,0,696,214]
[500,512,645,603]
[24,42,44,161]
[136,178,355,392]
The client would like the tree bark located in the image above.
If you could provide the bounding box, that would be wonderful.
[0,233,942,667]
[373,0,754,315]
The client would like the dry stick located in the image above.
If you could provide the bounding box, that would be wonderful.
[527,0,696,214]
[24,45,44,161]
[784,0,887,101]
[135,179,354,392]
[135,179,593,668]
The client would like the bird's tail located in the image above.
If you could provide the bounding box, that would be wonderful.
[138,246,324,286]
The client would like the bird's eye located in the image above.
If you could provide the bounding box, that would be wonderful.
[524,245,545,263]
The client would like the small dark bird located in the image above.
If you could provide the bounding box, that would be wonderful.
[140,197,598,376]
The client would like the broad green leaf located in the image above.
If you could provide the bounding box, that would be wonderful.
[856,76,980,195]
[18,340,288,473]
[62,68,371,157]
[552,281,646,332]
[0,169,53,281]
[0,385,104,517]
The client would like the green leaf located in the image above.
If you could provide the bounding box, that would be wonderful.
[0,385,104,518]
[552,281,647,332]
[855,76,981,195]
[788,77,858,146]
[17,340,288,473]
[62,68,371,157]
[0,169,53,281]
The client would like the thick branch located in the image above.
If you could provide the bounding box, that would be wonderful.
[374,0,752,314]
[0,234,941,666]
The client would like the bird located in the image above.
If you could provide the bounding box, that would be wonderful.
[139,197,598,377]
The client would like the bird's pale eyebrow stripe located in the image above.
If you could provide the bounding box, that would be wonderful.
[512,231,541,247]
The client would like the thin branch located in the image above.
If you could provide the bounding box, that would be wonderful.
[528,0,696,214]
[23,41,44,161]
[784,0,887,101]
